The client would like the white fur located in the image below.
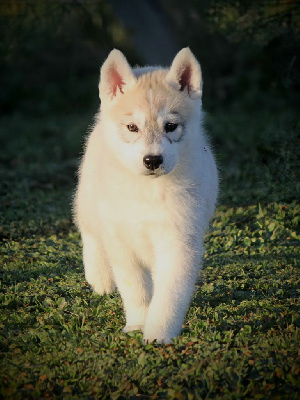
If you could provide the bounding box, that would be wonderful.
[74,48,218,344]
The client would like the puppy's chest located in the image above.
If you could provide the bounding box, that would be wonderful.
[99,183,187,235]
[99,194,172,264]
[100,190,173,228]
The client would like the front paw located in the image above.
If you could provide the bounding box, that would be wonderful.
[143,325,175,344]
[87,275,116,295]
[143,336,173,345]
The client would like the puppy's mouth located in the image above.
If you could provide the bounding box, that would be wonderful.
[144,168,166,177]
[149,171,160,177]
[145,171,160,177]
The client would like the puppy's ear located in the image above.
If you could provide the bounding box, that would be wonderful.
[99,49,136,102]
[166,48,202,99]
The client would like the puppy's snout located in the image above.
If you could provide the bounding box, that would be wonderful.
[143,155,163,170]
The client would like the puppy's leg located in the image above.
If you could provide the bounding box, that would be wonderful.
[143,238,202,344]
[82,232,116,295]
[108,244,152,332]
[120,267,153,333]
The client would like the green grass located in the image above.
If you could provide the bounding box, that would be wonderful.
[1,107,300,399]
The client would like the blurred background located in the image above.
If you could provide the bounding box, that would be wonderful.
[1,0,299,208]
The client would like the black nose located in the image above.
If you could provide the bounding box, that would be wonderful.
[143,155,163,170]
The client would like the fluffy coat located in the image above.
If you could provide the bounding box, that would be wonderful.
[74,48,218,343]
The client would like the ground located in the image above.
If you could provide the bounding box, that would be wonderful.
[0,105,299,398]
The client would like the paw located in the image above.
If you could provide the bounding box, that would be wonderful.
[88,276,116,295]
[142,325,175,344]
[123,325,144,333]
[143,336,173,345]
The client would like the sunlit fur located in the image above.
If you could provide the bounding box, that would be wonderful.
[74,48,218,343]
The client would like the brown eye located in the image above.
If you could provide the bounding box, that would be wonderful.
[165,122,178,133]
[127,123,139,132]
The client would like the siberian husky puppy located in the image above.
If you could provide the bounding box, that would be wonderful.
[74,48,218,343]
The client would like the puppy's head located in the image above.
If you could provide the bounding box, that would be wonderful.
[98,48,203,176]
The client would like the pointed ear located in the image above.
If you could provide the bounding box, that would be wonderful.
[99,49,136,102]
[166,48,202,99]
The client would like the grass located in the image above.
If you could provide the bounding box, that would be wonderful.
[0,105,300,399]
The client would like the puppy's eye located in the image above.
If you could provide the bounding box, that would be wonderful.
[127,123,139,132]
[165,122,178,133]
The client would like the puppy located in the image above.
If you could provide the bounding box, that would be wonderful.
[74,48,218,343]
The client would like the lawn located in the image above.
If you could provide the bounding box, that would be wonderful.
[0,106,299,399]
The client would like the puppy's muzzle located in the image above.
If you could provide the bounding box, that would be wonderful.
[143,155,163,171]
